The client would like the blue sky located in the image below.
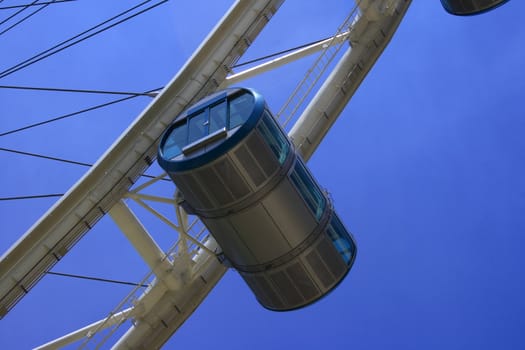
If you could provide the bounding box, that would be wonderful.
[1,1,524,349]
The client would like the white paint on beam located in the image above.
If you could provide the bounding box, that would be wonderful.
[0,0,284,319]
[290,0,411,161]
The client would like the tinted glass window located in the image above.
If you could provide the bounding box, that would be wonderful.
[290,161,326,220]
[162,91,257,159]
[229,93,254,129]
[163,122,186,159]
[188,110,208,144]
[209,101,227,134]
[327,214,355,265]
[258,111,289,164]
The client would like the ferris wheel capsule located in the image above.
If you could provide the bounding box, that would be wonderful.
[440,0,510,16]
[158,87,357,311]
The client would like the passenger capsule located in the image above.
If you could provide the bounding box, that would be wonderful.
[440,0,510,15]
[158,88,357,311]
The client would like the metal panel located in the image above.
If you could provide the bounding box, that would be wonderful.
[261,178,317,247]
[213,156,250,200]
[246,130,279,178]
[305,248,335,289]
[242,274,285,310]
[234,142,267,188]
[229,202,291,263]
[202,217,260,267]
[177,172,215,210]
[195,166,235,206]
[316,235,346,281]
[286,262,319,301]
[270,270,304,306]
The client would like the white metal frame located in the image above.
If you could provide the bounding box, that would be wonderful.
[0,0,284,319]
[0,0,412,348]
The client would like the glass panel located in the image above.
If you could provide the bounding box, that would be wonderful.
[290,161,326,220]
[209,101,227,134]
[188,110,208,144]
[229,93,254,129]
[163,122,186,159]
[258,112,289,164]
[327,215,355,265]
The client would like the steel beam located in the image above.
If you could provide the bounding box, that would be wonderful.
[0,0,284,319]
[289,0,412,161]
[109,200,182,291]
[221,31,351,87]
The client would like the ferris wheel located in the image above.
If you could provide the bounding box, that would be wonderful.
[0,0,513,348]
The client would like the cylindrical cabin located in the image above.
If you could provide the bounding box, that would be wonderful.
[440,0,509,15]
[158,88,356,311]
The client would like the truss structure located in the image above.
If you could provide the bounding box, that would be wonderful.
[0,1,412,348]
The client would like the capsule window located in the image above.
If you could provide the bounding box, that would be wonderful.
[163,121,187,159]
[326,215,355,265]
[258,111,289,165]
[188,110,208,144]
[290,161,326,220]
[163,91,255,159]
[209,101,227,134]
[229,93,254,129]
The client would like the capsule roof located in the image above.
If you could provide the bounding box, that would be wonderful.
[158,88,266,172]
